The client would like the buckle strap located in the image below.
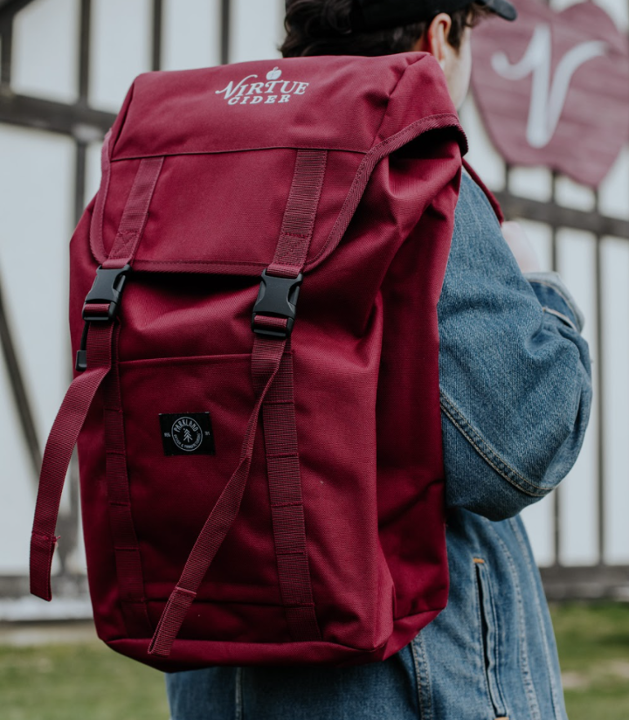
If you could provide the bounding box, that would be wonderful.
[250,151,327,336]
[82,265,131,322]
[31,156,164,603]
[30,323,114,600]
[251,272,303,339]
[76,156,164,372]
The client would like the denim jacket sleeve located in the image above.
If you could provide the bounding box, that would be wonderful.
[437,173,593,521]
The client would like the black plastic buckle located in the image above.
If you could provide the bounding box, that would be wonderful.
[82,265,131,322]
[251,270,303,339]
[75,265,131,372]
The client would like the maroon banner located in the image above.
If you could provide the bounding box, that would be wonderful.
[471,0,629,187]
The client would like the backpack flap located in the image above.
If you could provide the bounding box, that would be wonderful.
[89,53,466,276]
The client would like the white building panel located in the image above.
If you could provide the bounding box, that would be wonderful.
[515,218,553,271]
[162,0,221,71]
[0,349,36,572]
[601,237,629,564]
[509,166,553,202]
[556,229,600,566]
[89,0,152,111]
[0,125,74,574]
[459,95,506,190]
[521,496,556,567]
[230,0,284,63]
[599,147,629,221]
[555,175,596,212]
[85,141,103,208]
[12,0,79,103]
[0,125,74,443]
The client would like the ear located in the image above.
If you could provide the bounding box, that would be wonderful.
[413,13,453,69]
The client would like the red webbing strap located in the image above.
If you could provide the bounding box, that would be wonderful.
[148,150,327,656]
[30,322,114,600]
[148,321,288,657]
[103,325,152,637]
[256,150,328,641]
[30,157,163,603]
[253,344,321,641]
[268,150,328,277]
[462,159,504,224]
[104,157,164,268]
[96,156,163,634]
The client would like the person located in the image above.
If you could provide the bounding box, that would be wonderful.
[166,1,592,718]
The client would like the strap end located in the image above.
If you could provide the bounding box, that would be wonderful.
[148,586,197,658]
[30,532,58,601]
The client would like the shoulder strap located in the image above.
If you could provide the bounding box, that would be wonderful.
[462,159,505,224]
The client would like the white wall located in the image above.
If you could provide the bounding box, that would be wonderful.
[1,0,628,593]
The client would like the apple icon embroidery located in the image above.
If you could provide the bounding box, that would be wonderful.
[471,0,629,187]
[267,67,282,81]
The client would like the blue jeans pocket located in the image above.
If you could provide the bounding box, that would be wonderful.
[474,557,509,720]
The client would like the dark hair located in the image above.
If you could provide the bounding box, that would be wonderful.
[281,0,492,58]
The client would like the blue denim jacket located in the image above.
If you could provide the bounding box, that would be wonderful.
[166,173,593,720]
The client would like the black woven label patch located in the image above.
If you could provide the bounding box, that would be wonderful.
[159,413,216,456]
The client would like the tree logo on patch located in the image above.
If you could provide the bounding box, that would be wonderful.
[171,416,203,453]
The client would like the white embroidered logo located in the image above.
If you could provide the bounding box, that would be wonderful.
[215,67,310,106]
[171,417,203,452]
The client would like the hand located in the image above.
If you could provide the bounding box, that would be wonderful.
[501,221,542,274]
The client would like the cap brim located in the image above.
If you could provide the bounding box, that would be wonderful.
[479,0,518,21]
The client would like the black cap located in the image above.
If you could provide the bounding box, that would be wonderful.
[350,0,517,32]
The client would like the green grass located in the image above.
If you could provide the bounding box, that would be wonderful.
[1,603,629,719]
[0,640,169,720]
[551,602,629,720]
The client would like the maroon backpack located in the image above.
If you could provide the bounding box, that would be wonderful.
[30,53,466,671]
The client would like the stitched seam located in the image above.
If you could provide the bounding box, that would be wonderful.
[542,307,578,333]
[510,518,564,719]
[478,562,509,715]
[464,173,501,230]
[307,113,462,269]
[372,56,433,147]
[440,391,549,497]
[411,634,433,720]
[111,145,367,161]
[131,258,267,267]
[474,562,496,715]
[526,279,573,308]
[235,667,243,720]
[491,526,542,720]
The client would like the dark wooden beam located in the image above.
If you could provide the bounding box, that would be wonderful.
[220,0,230,65]
[496,191,629,239]
[0,11,11,85]
[0,0,36,19]
[152,0,162,71]
[78,0,90,101]
[0,92,115,137]
[0,272,41,480]
[541,565,629,601]
[0,574,88,601]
